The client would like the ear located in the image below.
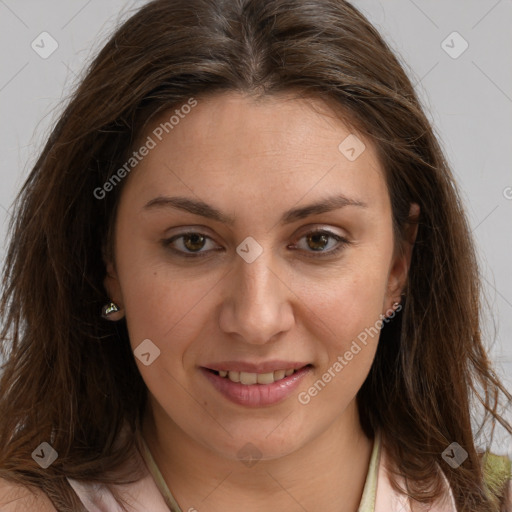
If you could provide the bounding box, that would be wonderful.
[385,203,420,310]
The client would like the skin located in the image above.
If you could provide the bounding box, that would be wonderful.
[104,92,419,512]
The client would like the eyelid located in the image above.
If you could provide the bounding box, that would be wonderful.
[293,224,347,240]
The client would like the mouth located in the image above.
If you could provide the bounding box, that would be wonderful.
[204,366,310,385]
[200,363,313,407]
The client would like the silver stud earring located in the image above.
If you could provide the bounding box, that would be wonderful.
[384,300,402,320]
[101,301,124,321]
[395,292,407,307]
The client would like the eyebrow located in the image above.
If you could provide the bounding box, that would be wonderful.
[143,194,368,226]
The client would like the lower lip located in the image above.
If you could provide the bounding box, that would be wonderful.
[200,366,311,407]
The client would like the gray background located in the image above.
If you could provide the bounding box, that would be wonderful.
[0,1,511,452]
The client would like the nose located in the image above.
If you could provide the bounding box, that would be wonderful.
[218,249,295,345]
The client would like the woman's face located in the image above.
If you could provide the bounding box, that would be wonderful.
[105,92,414,460]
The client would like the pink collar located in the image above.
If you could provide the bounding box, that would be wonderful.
[374,444,457,512]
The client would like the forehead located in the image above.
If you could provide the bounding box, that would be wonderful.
[122,91,390,218]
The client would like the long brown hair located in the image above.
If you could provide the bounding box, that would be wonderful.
[1,0,510,510]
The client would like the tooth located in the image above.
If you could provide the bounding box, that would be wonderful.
[257,372,275,384]
[240,372,257,385]
[223,369,297,384]
[228,371,240,383]
[274,369,286,380]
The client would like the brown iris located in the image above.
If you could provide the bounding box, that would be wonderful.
[306,232,329,251]
[183,233,206,252]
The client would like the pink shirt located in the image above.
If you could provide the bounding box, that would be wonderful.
[66,432,511,512]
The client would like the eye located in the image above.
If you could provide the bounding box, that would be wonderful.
[291,229,350,257]
[163,232,220,257]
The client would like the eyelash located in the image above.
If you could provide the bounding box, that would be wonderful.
[162,229,351,259]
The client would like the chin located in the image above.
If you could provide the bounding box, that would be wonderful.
[202,424,309,463]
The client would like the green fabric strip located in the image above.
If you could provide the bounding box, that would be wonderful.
[140,435,184,512]
[358,432,381,512]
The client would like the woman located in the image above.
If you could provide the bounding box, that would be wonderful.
[0,0,510,511]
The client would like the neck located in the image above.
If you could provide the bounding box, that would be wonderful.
[142,399,373,512]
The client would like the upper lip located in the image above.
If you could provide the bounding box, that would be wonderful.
[202,360,311,373]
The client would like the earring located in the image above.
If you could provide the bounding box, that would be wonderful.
[387,300,402,318]
[394,292,407,308]
[101,301,124,321]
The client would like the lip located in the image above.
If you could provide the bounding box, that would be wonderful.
[202,360,310,373]
[200,364,312,407]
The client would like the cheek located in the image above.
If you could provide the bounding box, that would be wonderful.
[294,269,385,413]
[119,266,221,414]
[295,256,391,352]
[118,256,222,360]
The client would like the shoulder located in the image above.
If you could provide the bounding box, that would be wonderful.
[0,478,57,511]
